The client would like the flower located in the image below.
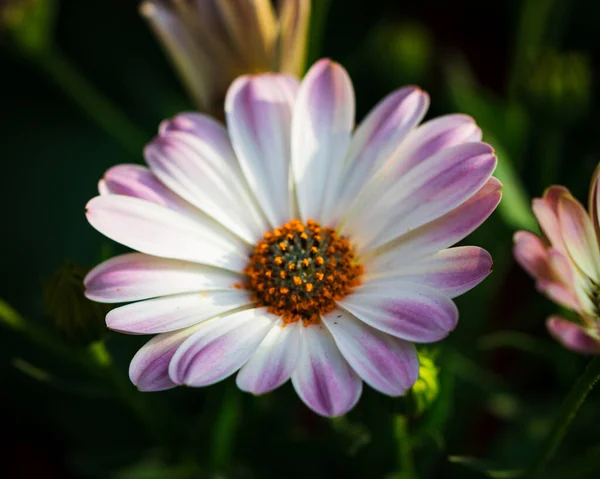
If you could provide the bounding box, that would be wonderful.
[514,168,600,354]
[140,0,311,116]
[85,59,501,417]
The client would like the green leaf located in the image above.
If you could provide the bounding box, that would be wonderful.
[448,456,524,478]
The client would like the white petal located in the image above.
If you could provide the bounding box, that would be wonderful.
[169,308,277,386]
[291,323,362,417]
[86,195,249,271]
[322,309,419,396]
[106,290,253,334]
[85,253,242,303]
[291,59,355,225]
[236,320,302,394]
[226,74,300,227]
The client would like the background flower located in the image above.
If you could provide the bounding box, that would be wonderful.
[140,0,311,117]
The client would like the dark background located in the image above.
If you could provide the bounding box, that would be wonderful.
[2,0,600,477]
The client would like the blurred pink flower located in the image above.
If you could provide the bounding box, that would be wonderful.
[141,0,311,116]
[514,167,600,354]
[85,59,500,416]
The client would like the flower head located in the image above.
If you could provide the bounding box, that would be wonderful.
[140,0,311,116]
[85,59,500,416]
[514,167,600,354]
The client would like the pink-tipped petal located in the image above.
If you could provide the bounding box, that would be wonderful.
[169,308,276,386]
[322,309,419,396]
[84,253,242,303]
[558,194,600,281]
[328,87,429,222]
[347,142,497,251]
[226,74,300,227]
[339,282,458,343]
[513,231,552,280]
[101,164,189,212]
[129,322,206,392]
[236,320,302,394]
[105,290,252,334]
[291,59,355,224]
[363,177,502,272]
[291,323,362,417]
[85,195,248,271]
[369,246,493,298]
[547,316,600,355]
[589,164,600,239]
[392,114,482,176]
[532,186,571,253]
[146,113,268,243]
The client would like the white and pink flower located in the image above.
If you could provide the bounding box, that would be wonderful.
[85,59,500,416]
[514,168,600,354]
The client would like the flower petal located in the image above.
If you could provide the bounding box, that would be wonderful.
[291,323,362,417]
[84,253,242,303]
[532,186,571,254]
[391,114,482,177]
[368,246,493,299]
[558,194,600,281]
[277,0,311,77]
[169,308,277,386]
[291,59,355,225]
[86,195,248,271]
[362,177,502,272]
[129,322,205,392]
[236,320,302,394]
[547,316,600,355]
[346,142,497,251]
[339,281,458,343]
[322,309,419,396]
[146,113,268,243]
[106,290,253,334]
[327,87,429,223]
[513,231,552,280]
[226,74,299,227]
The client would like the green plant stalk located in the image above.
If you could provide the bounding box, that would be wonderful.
[210,384,241,474]
[528,356,600,478]
[35,48,147,157]
[394,414,418,479]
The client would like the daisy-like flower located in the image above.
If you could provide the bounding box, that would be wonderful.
[85,59,501,417]
[514,167,600,354]
[140,0,310,116]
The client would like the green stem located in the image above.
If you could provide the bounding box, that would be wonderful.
[34,48,148,157]
[528,356,600,478]
[394,415,418,479]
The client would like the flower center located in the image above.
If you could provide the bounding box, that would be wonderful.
[243,219,363,325]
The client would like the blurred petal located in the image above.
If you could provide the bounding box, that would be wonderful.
[277,0,311,76]
[85,195,248,271]
[146,113,268,243]
[236,320,302,394]
[292,59,355,224]
[369,246,493,298]
[513,231,551,280]
[291,324,362,417]
[362,177,502,272]
[85,253,242,303]
[169,308,276,386]
[330,87,429,222]
[339,282,458,343]
[322,309,419,396]
[547,316,600,354]
[106,290,253,334]
[558,194,600,281]
[589,164,600,238]
[226,74,300,227]
[532,186,571,254]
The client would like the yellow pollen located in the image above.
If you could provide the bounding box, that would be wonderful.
[241,220,363,325]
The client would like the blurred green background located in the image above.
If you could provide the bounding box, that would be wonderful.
[2,0,600,477]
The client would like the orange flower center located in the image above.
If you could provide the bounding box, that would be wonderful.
[242,219,363,325]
